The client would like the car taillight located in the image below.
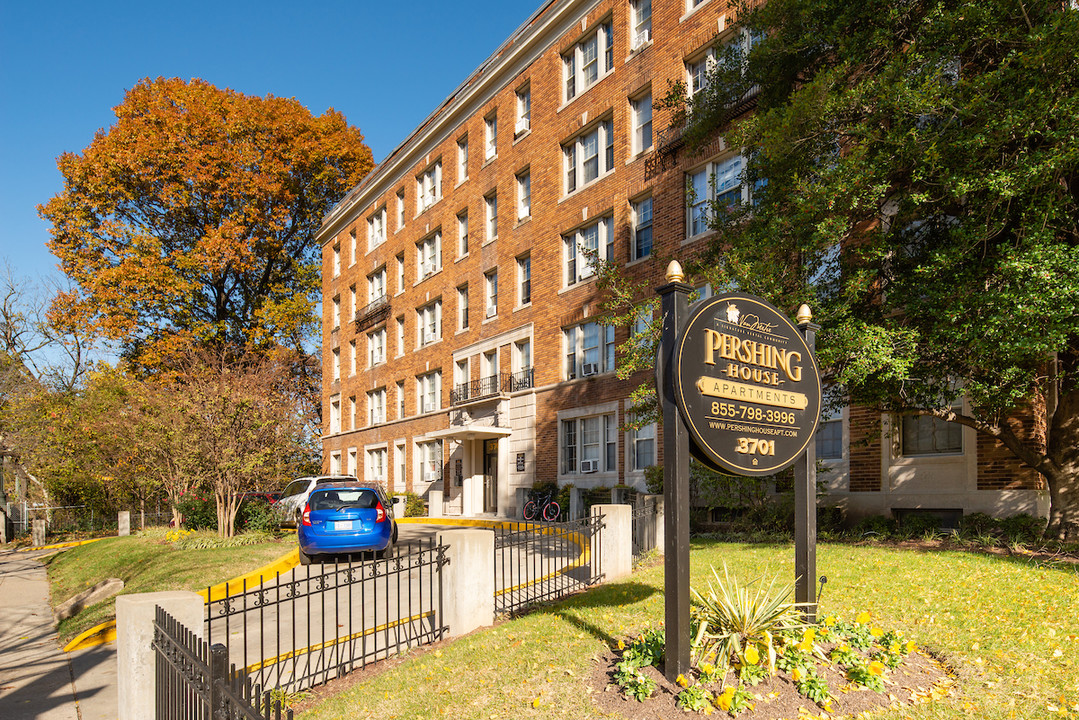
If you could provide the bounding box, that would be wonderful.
[375,501,386,523]
[301,503,312,526]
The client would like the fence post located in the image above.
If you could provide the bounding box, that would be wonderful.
[116,590,204,720]
[428,489,444,518]
[32,518,45,546]
[641,494,665,553]
[591,504,632,582]
[118,510,131,537]
[569,487,583,520]
[515,487,530,519]
[209,643,229,720]
[439,528,494,636]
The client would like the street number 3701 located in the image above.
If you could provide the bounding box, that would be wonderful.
[735,438,776,455]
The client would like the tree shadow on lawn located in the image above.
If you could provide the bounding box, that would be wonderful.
[552,581,657,645]
[842,537,1079,576]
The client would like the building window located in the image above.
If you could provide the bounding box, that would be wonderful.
[564,119,614,193]
[484,113,497,160]
[347,447,358,476]
[515,85,531,136]
[687,49,715,97]
[332,295,340,329]
[564,20,614,101]
[349,339,357,376]
[564,215,613,286]
[457,210,469,256]
[368,327,386,367]
[416,161,442,213]
[396,190,405,230]
[902,411,962,456]
[632,93,653,154]
[564,320,616,379]
[630,0,651,50]
[518,254,531,306]
[349,230,357,265]
[395,442,406,491]
[418,440,443,483]
[417,301,442,347]
[332,347,340,381]
[396,381,405,418]
[458,284,469,329]
[516,170,531,220]
[515,339,532,373]
[368,207,386,250]
[457,135,468,182]
[484,270,498,318]
[687,155,749,237]
[329,450,341,474]
[631,196,653,260]
[687,31,760,97]
[329,394,341,434]
[367,447,387,485]
[485,192,498,241]
[416,231,442,280]
[348,285,357,321]
[816,410,844,460]
[630,421,656,470]
[417,372,441,414]
[455,358,470,390]
[368,387,386,425]
[396,254,405,294]
[348,395,356,430]
[561,414,617,474]
[368,267,386,303]
[396,315,405,356]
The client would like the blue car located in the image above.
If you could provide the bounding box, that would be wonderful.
[297,481,398,565]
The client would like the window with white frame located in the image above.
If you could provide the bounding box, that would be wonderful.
[687,155,747,237]
[515,85,531,135]
[348,447,358,477]
[348,395,356,430]
[349,285,357,321]
[395,316,404,356]
[417,301,442,346]
[485,192,498,241]
[329,451,341,474]
[688,30,760,97]
[368,387,386,425]
[631,196,653,260]
[456,210,469,256]
[630,0,652,50]
[332,295,340,329]
[564,119,614,193]
[516,170,531,220]
[816,407,844,459]
[629,420,656,470]
[564,215,614,286]
[484,270,498,318]
[457,135,468,181]
[901,403,963,456]
[416,161,442,212]
[564,320,616,379]
[563,20,614,101]
[687,48,715,97]
[332,244,340,277]
[332,347,340,381]
[396,190,405,230]
[518,254,531,306]
[515,339,532,373]
[395,442,406,491]
[368,327,386,366]
[395,254,404,294]
[418,440,443,483]
[632,304,654,338]
[482,349,498,379]
[349,339,357,376]
[687,0,709,13]
[368,267,386,303]
[329,394,341,434]
[632,93,653,154]
[484,113,497,160]
[367,447,387,485]
[454,358,469,390]
[561,413,617,474]
[417,372,441,414]
[349,229,357,264]
[367,207,386,250]
[416,232,441,280]
[458,284,469,329]
[396,381,405,418]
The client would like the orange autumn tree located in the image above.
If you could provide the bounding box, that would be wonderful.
[40,77,374,371]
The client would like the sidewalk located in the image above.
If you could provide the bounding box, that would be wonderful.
[0,548,117,720]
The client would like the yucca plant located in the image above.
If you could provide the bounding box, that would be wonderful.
[690,563,811,681]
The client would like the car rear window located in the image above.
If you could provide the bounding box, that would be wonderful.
[309,489,379,511]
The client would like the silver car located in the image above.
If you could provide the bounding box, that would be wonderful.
[276,475,358,528]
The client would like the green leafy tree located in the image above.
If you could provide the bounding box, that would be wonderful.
[641,0,1079,537]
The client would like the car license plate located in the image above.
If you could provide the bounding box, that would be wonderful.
[332,520,355,531]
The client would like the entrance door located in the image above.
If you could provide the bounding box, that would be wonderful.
[483,439,498,514]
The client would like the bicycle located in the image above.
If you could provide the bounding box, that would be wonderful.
[523,491,561,522]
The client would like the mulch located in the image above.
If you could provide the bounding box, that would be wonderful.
[589,648,952,720]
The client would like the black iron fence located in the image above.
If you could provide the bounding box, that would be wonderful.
[632,498,659,563]
[493,515,604,616]
[205,540,447,693]
[153,606,292,720]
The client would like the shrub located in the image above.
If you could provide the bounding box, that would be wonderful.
[853,514,897,538]
[959,511,1000,537]
[896,512,941,539]
[644,465,663,494]
[403,492,426,517]
[817,506,845,534]
[999,513,1047,543]
[237,499,277,533]
[176,492,216,531]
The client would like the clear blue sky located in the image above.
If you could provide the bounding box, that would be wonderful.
[0,0,541,284]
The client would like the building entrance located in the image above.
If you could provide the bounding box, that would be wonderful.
[483,439,498,514]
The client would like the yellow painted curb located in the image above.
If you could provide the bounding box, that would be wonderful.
[18,537,107,552]
[63,622,117,652]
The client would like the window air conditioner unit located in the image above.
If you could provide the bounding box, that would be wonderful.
[425,471,441,482]
[632,29,650,51]
[580,459,599,473]
[515,117,530,134]
[486,304,497,318]
[582,362,599,376]
[422,400,435,413]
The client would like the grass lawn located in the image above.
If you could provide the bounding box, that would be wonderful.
[299,539,1079,720]
[45,530,294,642]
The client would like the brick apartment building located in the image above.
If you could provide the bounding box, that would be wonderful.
[318,0,1045,522]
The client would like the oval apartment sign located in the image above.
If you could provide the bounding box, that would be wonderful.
[672,293,821,476]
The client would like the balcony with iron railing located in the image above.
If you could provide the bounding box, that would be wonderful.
[450,367,534,406]
[354,295,390,332]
